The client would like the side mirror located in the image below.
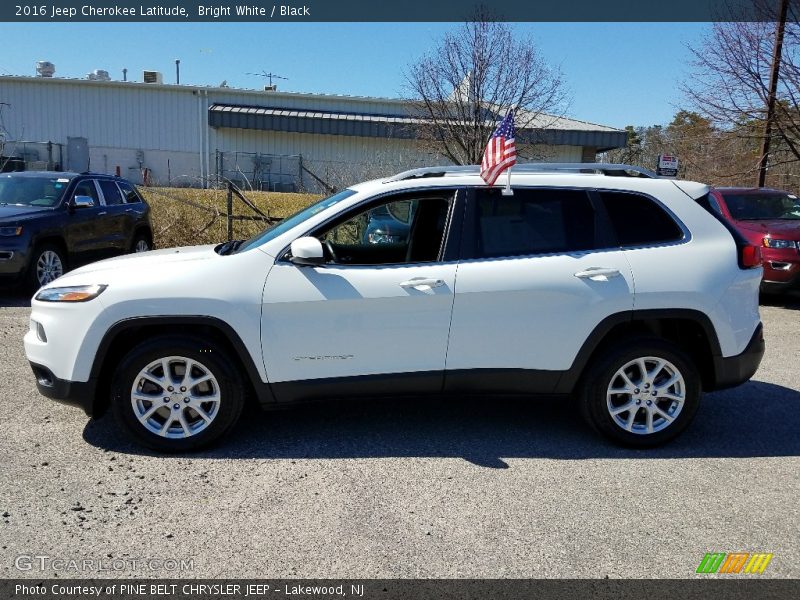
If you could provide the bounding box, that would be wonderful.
[72,195,95,209]
[290,236,325,266]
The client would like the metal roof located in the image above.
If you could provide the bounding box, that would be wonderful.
[208,104,628,150]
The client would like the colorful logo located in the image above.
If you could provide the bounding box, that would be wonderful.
[696,552,774,574]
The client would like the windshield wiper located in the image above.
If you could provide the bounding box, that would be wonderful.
[217,239,244,255]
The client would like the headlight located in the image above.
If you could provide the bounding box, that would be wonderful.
[762,238,798,250]
[0,225,23,236]
[35,284,107,303]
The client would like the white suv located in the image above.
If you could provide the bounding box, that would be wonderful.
[24,164,765,451]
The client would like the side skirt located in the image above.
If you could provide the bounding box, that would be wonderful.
[267,369,567,405]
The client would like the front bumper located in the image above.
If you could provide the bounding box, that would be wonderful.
[760,248,800,292]
[760,270,800,293]
[0,244,29,280]
[29,362,97,417]
[711,323,765,391]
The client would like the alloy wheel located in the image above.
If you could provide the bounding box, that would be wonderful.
[130,356,221,439]
[606,356,686,435]
[36,250,64,286]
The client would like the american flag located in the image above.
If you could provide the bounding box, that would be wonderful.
[480,109,517,186]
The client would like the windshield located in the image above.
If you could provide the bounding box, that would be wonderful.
[723,192,800,221]
[235,189,357,253]
[0,175,71,207]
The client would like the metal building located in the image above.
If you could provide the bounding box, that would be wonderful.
[0,73,627,193]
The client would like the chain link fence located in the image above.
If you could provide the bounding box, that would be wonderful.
[0,140,64,172]
[213,149,438,194]
[214,150,302,192]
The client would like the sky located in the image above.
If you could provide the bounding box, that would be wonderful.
[0,22,709,129]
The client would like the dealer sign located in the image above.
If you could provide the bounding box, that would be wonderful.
[657,154,679,178]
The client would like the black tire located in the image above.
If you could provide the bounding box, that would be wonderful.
[579,337,702,448]
[131,232,152,253]
[110,335,245,452]
[27,242,66,291]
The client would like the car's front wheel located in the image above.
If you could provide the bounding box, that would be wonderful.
[110,336,245,451]
[28,243,66,290]
[580,338,701,447]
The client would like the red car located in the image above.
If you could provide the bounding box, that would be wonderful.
[705,187,800,293]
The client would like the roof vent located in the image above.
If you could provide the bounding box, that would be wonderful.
[143,70,163,84]
[87,69,111,81]
[36,61,55,77]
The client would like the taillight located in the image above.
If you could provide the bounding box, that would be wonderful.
[741,245,763,269]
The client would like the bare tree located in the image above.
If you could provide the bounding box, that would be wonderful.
[684,0,800,182]
[405,10,567,165]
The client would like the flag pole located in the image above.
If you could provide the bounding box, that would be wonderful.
[502,166,513,196]
[501,103,516,196]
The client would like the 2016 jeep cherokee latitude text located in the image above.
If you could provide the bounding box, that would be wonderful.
[24,164,765,451]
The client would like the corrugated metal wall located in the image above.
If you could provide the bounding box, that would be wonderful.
[0,78,198,151]
[0,76,586,190]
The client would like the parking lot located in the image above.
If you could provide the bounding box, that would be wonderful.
[0,291,798,579]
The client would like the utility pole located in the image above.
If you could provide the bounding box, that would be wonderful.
[758,0,790,187]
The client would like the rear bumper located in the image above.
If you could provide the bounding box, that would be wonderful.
[29,362,97,417]
[711,323,764,391]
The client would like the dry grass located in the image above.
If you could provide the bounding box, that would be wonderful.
[139,187,321,248]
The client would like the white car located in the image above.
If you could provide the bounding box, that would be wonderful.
[24,164,765,451]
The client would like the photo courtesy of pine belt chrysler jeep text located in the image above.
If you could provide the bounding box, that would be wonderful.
[24,164,765,451]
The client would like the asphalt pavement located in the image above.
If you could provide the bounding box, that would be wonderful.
[0,290,797,579]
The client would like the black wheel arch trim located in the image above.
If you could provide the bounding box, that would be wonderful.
[554,308,724,394]
[31,233,68,254]
[90,315,275,405]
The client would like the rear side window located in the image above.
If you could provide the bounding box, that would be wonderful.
[599,191,684,247]
[117,181,142,204]
[98,180,123,205]
[466,188,596,259]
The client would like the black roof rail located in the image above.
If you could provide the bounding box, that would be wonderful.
[384,163,658,182]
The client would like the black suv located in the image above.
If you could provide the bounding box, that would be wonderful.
[0,171,153,290]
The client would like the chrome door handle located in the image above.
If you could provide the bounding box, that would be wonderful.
[97,211,107,216]
[399,278,445,290]
[574,267,621,281]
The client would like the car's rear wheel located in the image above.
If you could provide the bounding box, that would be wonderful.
[110,336,244,451]
[580,338,701,447]
[28,243,66,290]
[131,232,152,253]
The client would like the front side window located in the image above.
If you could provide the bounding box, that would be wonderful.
[599,191,684,247]
[465,188,597,259]
[317,195,451,265]
[72,180,99,204]
[721,192,800,221]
